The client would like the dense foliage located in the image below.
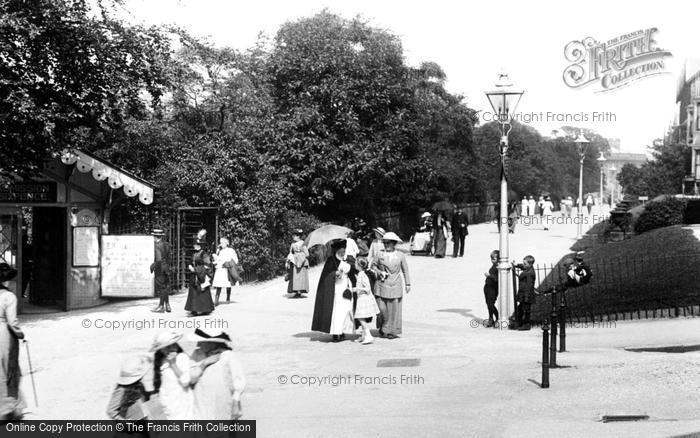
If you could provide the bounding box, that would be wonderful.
[2,5,607,278]
[0,0,173,176]
[634,196,688,234]
[617,142,691,197]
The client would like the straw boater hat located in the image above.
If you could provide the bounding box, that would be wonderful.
[0,263,18,283]
[421,212,431,218]
[150,332,183,352]
[381,232,403,243]
[152,228,166,236]
[117,355,151,386]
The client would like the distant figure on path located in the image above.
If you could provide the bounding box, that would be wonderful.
[482,250,499,327]
[212,237,238,305]
[451,207,469,257]
[528,196,536,217]
[586,195,594,215]
[184,231,215,316]
[286,229,309,298]
[433,212,450,258]
[508,202,519,234]
[542,196,554,230]
[521,198,528,217]
[151,228,172,313]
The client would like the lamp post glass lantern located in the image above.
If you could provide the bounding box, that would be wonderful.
[484,72,524,325]
[597,152,606,215]
[574,131,589,239]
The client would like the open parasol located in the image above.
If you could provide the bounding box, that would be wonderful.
[304,224,353,248]
[432,200,453,212]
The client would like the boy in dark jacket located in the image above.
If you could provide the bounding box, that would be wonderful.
[513,255,536,330]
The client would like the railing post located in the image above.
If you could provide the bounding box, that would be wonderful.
[550,290,558,367]
[559,291,567,352]
[541,319,550,388]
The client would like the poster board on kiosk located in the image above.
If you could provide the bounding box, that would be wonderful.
[101,235,154,297]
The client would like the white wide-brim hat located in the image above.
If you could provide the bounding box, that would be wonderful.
[381,232,403,243]
[421,212,431,218]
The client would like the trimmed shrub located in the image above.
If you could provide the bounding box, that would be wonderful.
[634,196,687,234]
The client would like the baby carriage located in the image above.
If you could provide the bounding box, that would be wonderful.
[409,212,434,256]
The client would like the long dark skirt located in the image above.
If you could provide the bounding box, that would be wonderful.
[434,229,446,258]
[185,285,214,314]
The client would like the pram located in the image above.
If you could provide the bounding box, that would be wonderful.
[409,229,433,256]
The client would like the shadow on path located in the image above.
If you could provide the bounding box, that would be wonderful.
[437,308,477,319]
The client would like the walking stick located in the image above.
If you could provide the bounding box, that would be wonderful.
[23,340,39,407]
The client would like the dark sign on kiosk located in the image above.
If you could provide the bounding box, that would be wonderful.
[0,149,156,314]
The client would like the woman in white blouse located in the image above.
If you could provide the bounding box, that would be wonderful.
[212,237,239,305]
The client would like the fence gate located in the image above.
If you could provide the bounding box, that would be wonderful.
[175,207,219,291]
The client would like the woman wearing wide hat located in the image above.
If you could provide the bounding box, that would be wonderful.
[311,239,354,342]
[0,263,25,417]
[106,355,155,421]
[150,332,193,419]
[286,229,310,298]
[371,232,411,339]
[184,230,215,316]
[189,329,246,420]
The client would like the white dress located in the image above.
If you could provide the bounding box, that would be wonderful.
[212,247,238,288]
[329,261,354,335]
[158,352,194,419]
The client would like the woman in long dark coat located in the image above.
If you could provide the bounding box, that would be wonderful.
[311,240,353,342]
[184,237,215,316]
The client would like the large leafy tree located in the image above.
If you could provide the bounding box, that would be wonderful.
[265,11,432,220]
[617,142,690,197]
[0,0,173,176]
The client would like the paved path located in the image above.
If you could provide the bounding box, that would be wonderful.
[17,216,700,437]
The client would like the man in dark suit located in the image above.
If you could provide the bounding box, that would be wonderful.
[451,207,469,257]
[151,228,172,313]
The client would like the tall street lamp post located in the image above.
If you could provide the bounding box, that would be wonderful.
[574,131,589,239]
[609,165,617,206]
[485,72,524,323]
[597,152,606,216]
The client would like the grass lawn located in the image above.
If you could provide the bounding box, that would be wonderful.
[531,225,700,322]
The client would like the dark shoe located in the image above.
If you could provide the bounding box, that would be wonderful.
[339,334,346,341]
[518,324,531,331]
[332,335,340,342]
[386,333,398,339]
[165,304,171,312]
[484,320,494,328]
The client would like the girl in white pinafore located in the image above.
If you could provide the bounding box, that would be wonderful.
[329,259,354,339]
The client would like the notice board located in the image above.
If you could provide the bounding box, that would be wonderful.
[101,235,154,297]
[73,227,100,267]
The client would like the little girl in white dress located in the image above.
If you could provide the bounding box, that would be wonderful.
[353,258,380,344]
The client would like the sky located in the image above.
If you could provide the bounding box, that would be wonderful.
[124,0,700,154]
